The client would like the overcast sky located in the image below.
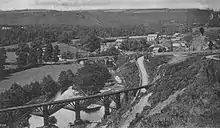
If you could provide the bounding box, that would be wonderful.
[0,0,219,11]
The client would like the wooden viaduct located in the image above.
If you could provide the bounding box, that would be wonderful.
[0,85,151,128]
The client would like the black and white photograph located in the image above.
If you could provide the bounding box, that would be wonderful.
[0,0,220,128]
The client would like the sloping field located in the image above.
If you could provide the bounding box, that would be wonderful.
[0,9,210,27]
[0,64,82,92]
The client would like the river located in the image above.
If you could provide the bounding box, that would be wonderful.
[29,86,106,128]
[29,73,123,128]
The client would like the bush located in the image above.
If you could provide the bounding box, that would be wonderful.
[120,38,150,51]
[99,47,120,56]
[48,116,57,125]
[58,69,77,91]
[76,63,111,94]
[121,62,140,89]
[41,75,59,96]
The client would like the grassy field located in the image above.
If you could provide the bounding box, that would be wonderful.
[4,52,17,69]
[52,42,87,54]
[0,64,82,92]
[6,52,16,63]
[0,44,18,49]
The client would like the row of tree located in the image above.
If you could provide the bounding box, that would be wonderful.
[0,75,58,108]
[16,40,60,67]
[0,48,6,74]
[120,38,151,51]
[61,50,79,59]
[0,24,156,47]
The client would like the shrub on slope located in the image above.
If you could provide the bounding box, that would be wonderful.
[131,56,220,128]
[121,62,140,89]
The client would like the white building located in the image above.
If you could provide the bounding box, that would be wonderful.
[1,26,12,30]
[172,33,180,37]
[147,34,158,41]
[129,36,148,39]
[115,39,124,42]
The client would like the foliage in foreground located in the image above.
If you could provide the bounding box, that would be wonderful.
[0,61,111,127]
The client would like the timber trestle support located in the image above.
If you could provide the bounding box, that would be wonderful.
[0,84,151,127]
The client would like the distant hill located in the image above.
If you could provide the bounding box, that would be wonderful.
[0,9,211,27]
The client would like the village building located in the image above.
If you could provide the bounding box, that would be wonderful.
[149,44,168,53]
[129,36,148,39]
[70,39,81,46]
[171,41,187,52]
[100,38,125,52]
[100,41,117,52]
[147,34,158,41]
[1,26,12,30]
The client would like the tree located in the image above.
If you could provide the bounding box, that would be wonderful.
[7,83,29,106]
[158,47,166,52]
[23,81,42,99]
[100,47,120,56]
[29,39,43,64]
[58,69,76,89]
[58,31,72,44]
[120,39,149,51]
[208,41,214,50]
[138,38,150,51]
[61,50,75,59]
[77,63,111,94]
[80,32,101,52]
[0,48,6,73]
[208,12,220,27]
[48,116,57,126]
[199,27,205,36]
[29,40,43,65]
[52,45,60,62]
[58,71,69,89]
[41,75,58,95]
[16,42,30,67]
[120,39,133,51]
[66,69,76,82]
[43,42,53,62]
[67,69,78,86]
[29,49,38,65]
[184,34,193,48]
